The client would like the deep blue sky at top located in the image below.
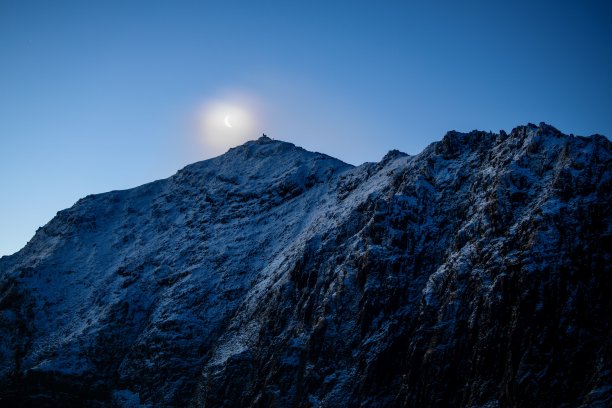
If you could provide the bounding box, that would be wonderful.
[1,0,611,256]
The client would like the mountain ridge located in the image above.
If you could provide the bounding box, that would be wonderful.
[1,123,610,407]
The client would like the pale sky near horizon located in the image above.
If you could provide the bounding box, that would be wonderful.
[1,0,611,256]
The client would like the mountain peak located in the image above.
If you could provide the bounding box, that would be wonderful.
[214,136,349,174]
[225,134,297,156]
[256,133,273,143]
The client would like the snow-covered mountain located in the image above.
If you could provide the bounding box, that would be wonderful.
[0,123,610,407]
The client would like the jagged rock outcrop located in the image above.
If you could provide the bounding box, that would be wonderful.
[0,124,610,407]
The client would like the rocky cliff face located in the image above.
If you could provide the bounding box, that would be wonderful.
[0,123,610,407]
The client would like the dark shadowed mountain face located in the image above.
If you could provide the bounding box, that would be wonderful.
[0,124,610,407]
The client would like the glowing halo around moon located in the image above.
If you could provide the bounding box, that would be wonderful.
[195,95,260,153]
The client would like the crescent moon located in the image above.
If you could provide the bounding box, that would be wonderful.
[224,115,233,128]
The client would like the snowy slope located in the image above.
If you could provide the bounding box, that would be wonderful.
[0,125,610,407]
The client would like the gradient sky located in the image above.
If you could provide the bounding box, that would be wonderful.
[1,0,611,256]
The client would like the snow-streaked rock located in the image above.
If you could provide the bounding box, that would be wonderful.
[0,124,610,407]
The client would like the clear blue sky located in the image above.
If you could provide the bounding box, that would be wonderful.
[1,0,611,256]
